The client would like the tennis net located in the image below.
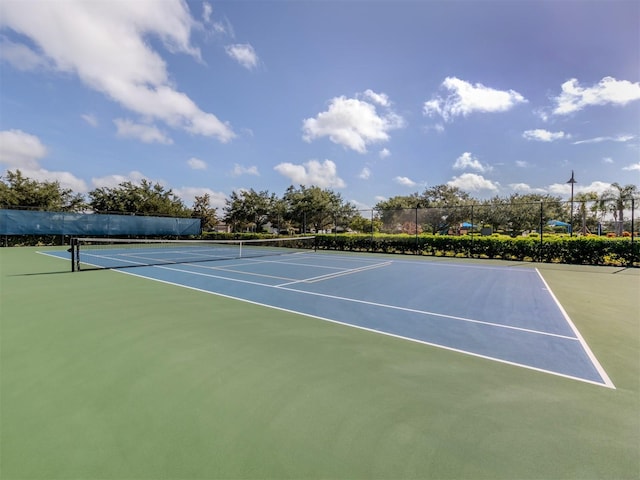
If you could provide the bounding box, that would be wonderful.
[69,236,317,271]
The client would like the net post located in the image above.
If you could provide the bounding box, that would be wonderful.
[76,238,81,271]
[69,237,77,272]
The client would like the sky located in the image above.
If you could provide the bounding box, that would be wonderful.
[1,0,639,212]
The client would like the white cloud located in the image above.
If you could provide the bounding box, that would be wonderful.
[603,157,614,164]
[573,134,635,145]
[114,119,173,144]
[274,159,345,188]
[302,92,405,153]
[424,123,446,134]
[174,186,227,210]
[0,37,50,71]
[91,171,150,189]
[394,176,418,188]
[453,152,491,173]
[202,2,213,24]
[548,181,612,197]
[0,129,87,192]
[447,173,499,192]
[424,77,527,122]
[511,181,616,197]
[201,3,233,37]
[225,43,259,70]
[509,183,547,194]
[522,129,567,142]
[622,162,640,172]
[187,157,207,170]
[552,77,640,115]
[360,89,390,107]
[25,169,89,193]
[379,148,391,159]
[231,164,259,177]
[515,160,530,168]
[534,108,550,122]
[0,129,47,169]
[81,113,98,127]
[358,167,371,180]
[582,181,613,196]
[0,0,235,142]
[349,199,372,211]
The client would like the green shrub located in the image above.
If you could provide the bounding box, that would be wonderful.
[314,234,639,267]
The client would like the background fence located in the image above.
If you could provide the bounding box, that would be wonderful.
[1,209,201,246]
[320,199,638,239]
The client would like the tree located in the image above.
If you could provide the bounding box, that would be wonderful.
[282,185,356,233]
[0,169,85,211]
[88,179,190,216]
[421,184,471,205]
[191,194,218,232]
[268,197,293,234]
[349,213,382,234]
[420,185,473,234]
[480,194,564,236]
[598,183,638,235]
[374,187,476,234]
[223,189,275,233]
[572,191,599,235]
[374,194,422,233]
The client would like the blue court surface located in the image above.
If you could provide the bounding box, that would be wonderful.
[44,248,614,388]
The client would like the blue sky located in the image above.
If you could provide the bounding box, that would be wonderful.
[1,0,639,212]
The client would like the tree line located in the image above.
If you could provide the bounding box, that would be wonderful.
[1,169,637,236]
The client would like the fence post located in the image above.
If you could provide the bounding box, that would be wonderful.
[415,206,419,254]
[370,209,374,252]
[632,198,635,244]
[631,198,635,266]
[539,201,544,262]
[470,204,474,258]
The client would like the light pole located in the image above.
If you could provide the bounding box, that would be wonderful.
[567,170,577,236]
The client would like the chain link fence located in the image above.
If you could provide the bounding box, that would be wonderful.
[322,199,638,238]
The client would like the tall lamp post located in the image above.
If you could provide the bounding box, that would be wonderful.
[567,170,577,237]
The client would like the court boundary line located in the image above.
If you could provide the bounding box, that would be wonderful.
[36,250,613,387]
[535,268,615,389]
[115,267,613,389]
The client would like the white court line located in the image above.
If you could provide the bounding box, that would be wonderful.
[243,256,355,271]
[180,262,301,283]
[174,254,391,285]
[153,263,579,341]
[209,255,350,272]
[277,261,393,286]
[535,269,615,389]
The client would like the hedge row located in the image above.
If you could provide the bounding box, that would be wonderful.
[315,234,640,267]
[4,232,637,267]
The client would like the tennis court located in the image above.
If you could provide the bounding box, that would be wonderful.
[44,239,613,387]
[2,244,639,479]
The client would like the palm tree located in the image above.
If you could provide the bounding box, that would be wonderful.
[598,183,639,235]
[573,191,599,235]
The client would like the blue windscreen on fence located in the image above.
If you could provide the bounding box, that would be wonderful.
[0,209,201,236]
